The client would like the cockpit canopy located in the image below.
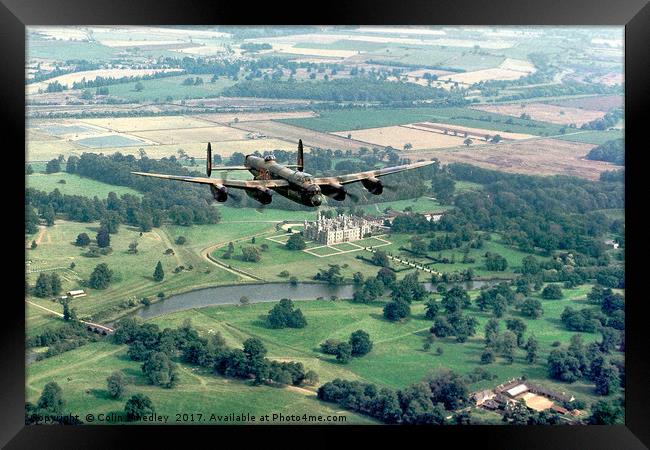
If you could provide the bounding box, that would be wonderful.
[263,154,276,162]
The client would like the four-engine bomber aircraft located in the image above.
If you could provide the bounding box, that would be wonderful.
[132,140,434,207]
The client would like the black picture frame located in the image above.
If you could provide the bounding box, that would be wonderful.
[3,0,648,447]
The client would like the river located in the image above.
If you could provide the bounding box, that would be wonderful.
[132,280,496,321]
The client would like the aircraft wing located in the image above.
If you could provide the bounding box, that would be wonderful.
[312,160,434,186]
[131,172,290,189]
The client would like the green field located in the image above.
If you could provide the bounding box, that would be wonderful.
[25,220,246,333]
[27,173,141,198]
[281,107,564,136]
[104,75,235,102]
[26,342,376,425]
[27,38,118,61]
[553,130,624,145]
[354,196,449,215]
[143,284,613,402]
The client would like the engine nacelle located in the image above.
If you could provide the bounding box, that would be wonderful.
[321,183,347,201]
[210,184,228,202]
[362,177,383,195]
[246,188,273,205]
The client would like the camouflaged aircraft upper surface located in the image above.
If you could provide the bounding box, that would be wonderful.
[132,140,435,207]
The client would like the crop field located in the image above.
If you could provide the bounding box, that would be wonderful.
[439,68,531,86]
[354,196,449,215]
[554,130,624,145]
[230,120,383,151]
[197,111,317,124]
[26,342,376,425]
[26,173,141,198]
[78,116,216,133]
[98,75,236,102]
[332,125,476,150]
[402,138,619,180]
[75,135,151,148]
[26,38,118,62]
[131,126,249,145]
[405,122,536,140]
[139,283,611,407]
[545,94,623,112]
[281,107,565,136]
[471,103,607,127]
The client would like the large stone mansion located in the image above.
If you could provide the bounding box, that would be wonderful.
[303,212,382,245]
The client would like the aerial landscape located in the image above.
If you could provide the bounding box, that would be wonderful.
[25,25,625,425]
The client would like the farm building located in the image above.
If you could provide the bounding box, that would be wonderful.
[66,289,86,299]
[505,383,529,398]
[471,389,496,406]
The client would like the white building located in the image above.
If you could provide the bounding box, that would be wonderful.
[303,212,382,245]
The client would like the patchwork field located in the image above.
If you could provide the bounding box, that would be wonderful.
[545,94,623,112]
[282,107,565,136]
[471,103,607,127]
[404,138,619,180]
[78,116,216,132]
[131,126,249,145]
[230,120,384,151]
[439,68,530,86]
[332,125,476,150]
[405,122,536,141]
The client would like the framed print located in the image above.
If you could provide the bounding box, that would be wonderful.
[2,0,648,447]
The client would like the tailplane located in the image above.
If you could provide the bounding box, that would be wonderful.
[297,139,304,172]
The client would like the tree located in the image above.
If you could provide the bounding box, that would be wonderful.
[45,158,61,174]
[96,226,111,248]
[424,299,440,319]
[542,284,563,299]
[484,318,500,348]
[37,381,65,414]
[524,335,539,364]
[106,371,126,399]
[431,316,454,338]
[62,298,76,322]
[588,400,623,424]
[383,300,410,321]
[31,240,38,250]
[335,342,353,363]
[153,261,165,282]
[239,296,250,307]
[376,267,396,287]
[34,273,52,298]
[100,212,120,234]
[134,81,144,92]
[75,233,91,247]
[286,233,306,250]
[349,330,373,356]
[124,394,155,422]
[441,285,470,314]
[267,299,307,329]
[372,250,390,267]
[520,297,543,319]
[463,138,473,146]
[89,263,113,289]
[175,236,187,245]
[241,246,261,262]
[485,252,508,271]
[505,318,527,347]
[594,362,619,396]
[481,348,495,364]
[142,351,178,388]
[499,331,517,364]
